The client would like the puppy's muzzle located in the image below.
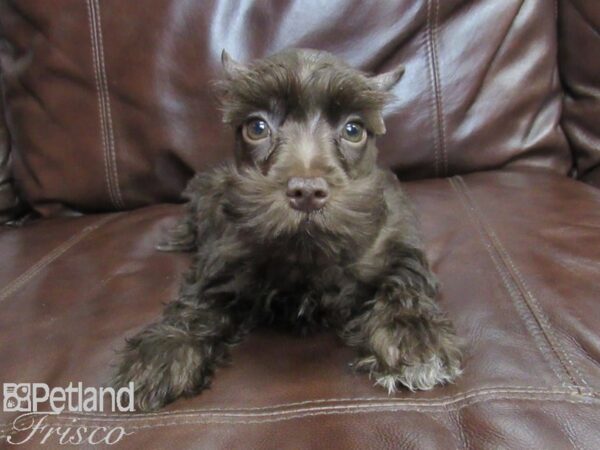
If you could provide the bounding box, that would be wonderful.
[286,177,329,212]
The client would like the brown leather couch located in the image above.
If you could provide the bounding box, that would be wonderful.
[1,1,599,448]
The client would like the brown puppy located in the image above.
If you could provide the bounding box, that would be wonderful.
[112,49,463,411]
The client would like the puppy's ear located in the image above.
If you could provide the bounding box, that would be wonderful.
[221,50,247,78]
[365,111,387,135]
[370,64,405,91]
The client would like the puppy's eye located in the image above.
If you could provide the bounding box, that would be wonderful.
[243,118,270,141]
[342,121,365,143]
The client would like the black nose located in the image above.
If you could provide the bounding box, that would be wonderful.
[286,177,330,212]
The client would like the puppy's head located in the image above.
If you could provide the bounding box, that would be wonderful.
[216,49,404,248]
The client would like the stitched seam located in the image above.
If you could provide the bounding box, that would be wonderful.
[2,395,596,433]
[449,178,570,386]
[428,412,466,450]
[8,387,584,423]
[86,0,117,209]
[455,410,468,450]
[456,176,590,390]
[0,215,114,303]
[486,226,591,389]
[425,0,440,177]
[44,386,579,418]
[2,391,592,427]
[431,0,448,175]
[86,0,124,209]
[93,0,124,209]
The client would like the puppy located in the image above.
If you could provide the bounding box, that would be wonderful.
[112,49,462,411]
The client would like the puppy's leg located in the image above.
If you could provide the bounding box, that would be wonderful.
[155,213,196,252]
[156,170,230,253]
[112,275,254,411]
[343,247,463,393]
[156,196,198,252]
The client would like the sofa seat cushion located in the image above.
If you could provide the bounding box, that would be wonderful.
[1,168,599,448]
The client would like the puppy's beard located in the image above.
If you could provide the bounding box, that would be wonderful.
[224,169,386,256]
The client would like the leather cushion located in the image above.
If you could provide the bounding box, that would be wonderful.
[1,168,598,448]
[0,0,572,214]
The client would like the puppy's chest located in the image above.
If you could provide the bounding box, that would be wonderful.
[257,249,340,287]
[253,250,352,317]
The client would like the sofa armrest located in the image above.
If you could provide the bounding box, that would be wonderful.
[0,85,26,225]
[559,0,600,187]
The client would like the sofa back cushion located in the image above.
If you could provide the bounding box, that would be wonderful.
[0,0,571,214]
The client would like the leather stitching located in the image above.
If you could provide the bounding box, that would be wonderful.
[86,0,117,209]
[449,177,571,386]
[455,410,469,450]
[455,176,590,390]
[3,387,586,424]
[42,386,580,418]
[0,215,115,303]
[85,0,124,209]
[425,410,467,450]
[1,392,597,434]
[425,0,440,176]
[93,0,124,209]
[425,0,447,177]
[491,236,590,389]
[432,0,447,175]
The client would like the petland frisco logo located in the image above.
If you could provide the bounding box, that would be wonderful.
[3,383,135,445]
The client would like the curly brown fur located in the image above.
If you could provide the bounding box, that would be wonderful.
[113,49,462,411]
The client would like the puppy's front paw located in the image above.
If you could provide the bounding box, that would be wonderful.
[111,326,208,411]
[356,317,463,393]
[373,354,462,393]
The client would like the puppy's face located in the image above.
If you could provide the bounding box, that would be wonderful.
[216,49,404,248]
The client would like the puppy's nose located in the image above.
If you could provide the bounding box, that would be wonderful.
[286,177,329,212]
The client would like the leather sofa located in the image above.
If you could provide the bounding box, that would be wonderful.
[1,1,599,448]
